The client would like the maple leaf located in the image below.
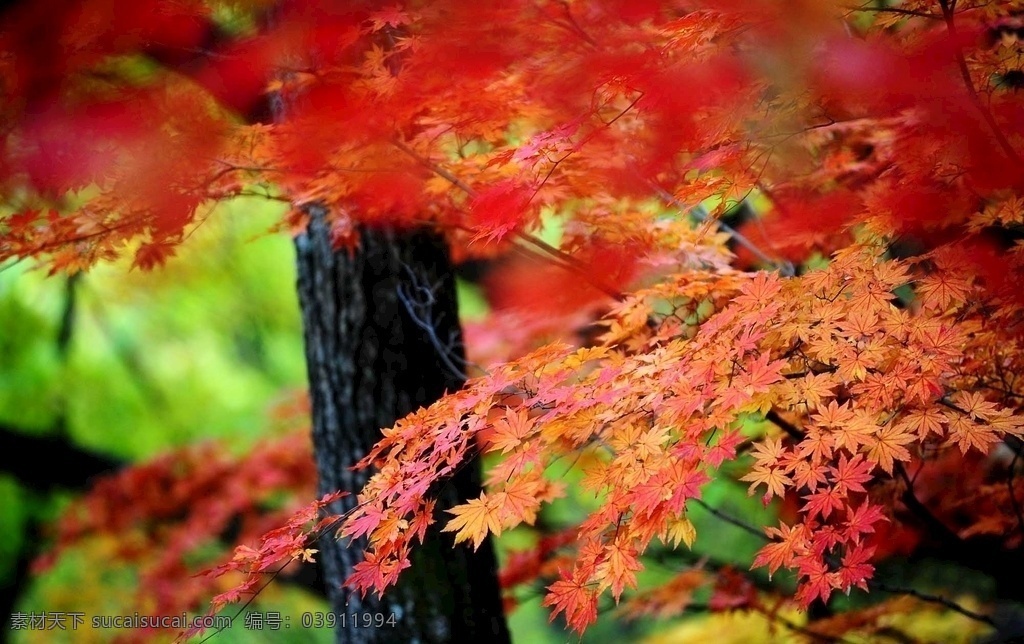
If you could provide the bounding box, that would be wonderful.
[231,544,260,564]
[945,412,999,454]
[802,486,845,520]
[368,5,412,31]
[468,180,533,244]
[341,503,387,541]
[543,571,599,634]
[829,453,873,495]
[864,423,914,473]
[751,539,794,581]
[915,272,972,311]
[370,513,409,547]
[900,406,946,440]
[832,411,877,454]
[487,407,534,454]
[812,400,855,429]
[749,435,787,468]
[843,502,887,542]
[795,372,839,411]
[837,543,875,592]
[799,428,834,463]
[345,551,412,598]
[596,543,643,600]
[987,409,1024,437]
[409,499,435,544]
[951,391,999,422]
[493,477,543,528]
[211,586,245,611]
[132,240,177,271]
[792,459,828,492]
[442,492,503,550]
[795,557,839,606]
[663,515,697,549]
[704,429,744,467]
[740,465,792,505]
[733,271,783,309]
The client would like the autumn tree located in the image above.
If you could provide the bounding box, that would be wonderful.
[2,1,513,642]
[5,0,1024,642]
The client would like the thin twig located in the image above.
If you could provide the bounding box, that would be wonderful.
[193,563,290,644]
[844,4,941,20]
[511,231,624,300]
[753,605,856,644]
[691,498,770,541]
[395,264,472,381]
[555,0,599,47]
[392,138,477,195]
[871,582,996,628]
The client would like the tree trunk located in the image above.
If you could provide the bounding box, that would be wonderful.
[294,206,510,644]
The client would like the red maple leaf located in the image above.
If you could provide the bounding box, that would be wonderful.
[543,570,598,634]
[469,180,533,244]
[837,543,875,592]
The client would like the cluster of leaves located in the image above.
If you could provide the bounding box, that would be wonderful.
[343,243,1024,632]
[5,0,1024,640]
[36,435,316,635]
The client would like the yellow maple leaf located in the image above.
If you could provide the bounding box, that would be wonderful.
[664,516,697,549]
[442,493,502,550]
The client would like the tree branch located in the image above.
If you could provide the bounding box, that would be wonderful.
[765,409,806,440]
[871,581,996,627]
[690,498,770,541]
[939,0,1022,166]
[893,462,964,546]
[649,183,794,276]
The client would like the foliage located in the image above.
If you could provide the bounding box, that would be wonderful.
[39,435,318,616]
[5,0,1024,641]
[0,197,314,644]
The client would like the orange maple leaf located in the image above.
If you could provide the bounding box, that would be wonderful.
[442,492,503,549]
[543,571,598,634]
[487,407,534,454]
[596,543,643,601]
[740,465,793,505]
[864,423,914,473]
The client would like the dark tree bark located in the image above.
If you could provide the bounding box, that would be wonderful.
[294,206,510,644]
